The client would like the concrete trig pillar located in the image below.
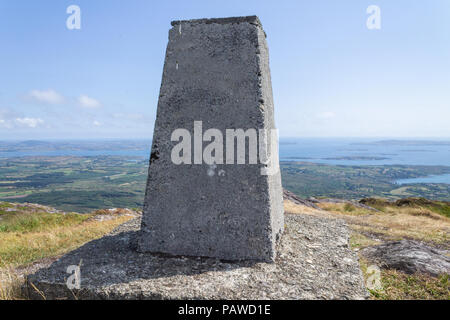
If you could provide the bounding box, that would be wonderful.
[138,16,284,262]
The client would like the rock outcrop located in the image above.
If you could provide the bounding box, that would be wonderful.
[283,189,320,209]
[361,240,450,277]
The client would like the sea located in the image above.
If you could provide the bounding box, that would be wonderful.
[278,138,450,185]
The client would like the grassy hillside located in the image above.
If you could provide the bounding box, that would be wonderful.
[1,197,448,300]
[0,201,138,299]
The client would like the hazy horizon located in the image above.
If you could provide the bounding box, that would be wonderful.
[1,137,450,142]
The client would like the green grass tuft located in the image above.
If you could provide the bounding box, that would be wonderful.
[0,210,88,233]
[372,271,449,300]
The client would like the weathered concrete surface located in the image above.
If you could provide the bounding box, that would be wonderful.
[25,214,368,300]
[139,16,284,261]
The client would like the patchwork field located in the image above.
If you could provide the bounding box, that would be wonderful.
[0,156,449,213]
[281,162,450,201]
[0,156,148,212]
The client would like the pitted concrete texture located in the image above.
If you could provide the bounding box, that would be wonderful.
[138,16,284,262]
[25,214,368,300]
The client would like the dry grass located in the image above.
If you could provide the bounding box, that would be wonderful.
[0,203,135,300]
[0,268,22,300]
[373,270,449,300]
[317,202,371,216]
[359,257,450,300]
[285,200,450,245]
[349,232,381,249]
[0,216,132,269]
[283,200,333,218]
[317,202,450,245]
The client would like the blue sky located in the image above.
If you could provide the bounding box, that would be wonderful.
[0,0,449,139]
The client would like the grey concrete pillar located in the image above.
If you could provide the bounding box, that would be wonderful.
[138,16,284,262]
